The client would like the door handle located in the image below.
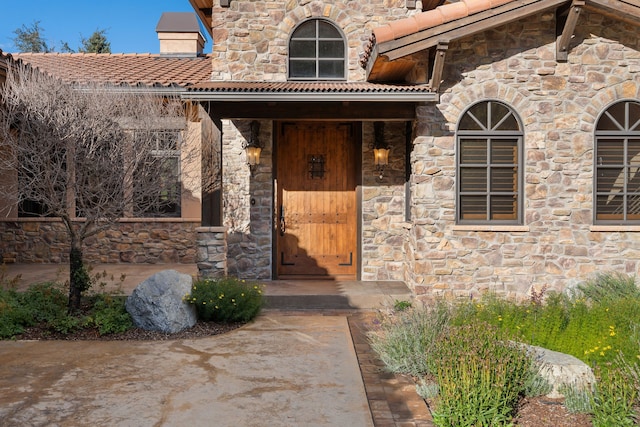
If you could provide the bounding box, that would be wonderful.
[279,205,286,236]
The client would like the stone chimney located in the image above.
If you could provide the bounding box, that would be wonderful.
[156,12,205,57]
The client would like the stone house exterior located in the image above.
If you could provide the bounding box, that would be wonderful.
[3,1,640,300]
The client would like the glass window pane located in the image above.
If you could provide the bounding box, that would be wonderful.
[491,168,516,192]
[290,40,316,58]
[628,139,640,164]
[459,139,487,164]
[460,196,487,220]
[318,21,340,38]
[597,168,624,193]
[597,113,620,131]
[627,167,640,193]
[490,102,510,130]
[292,22,316,38]
[596,195,624,220]
[459,105,486,130]
[290,60,316,78]
[629,103,640,131]
[318,60,344,78]
[628,194,640,217]
[460,168,487,192]
[490,196,517,220]
[597,139,624,165]
[318,40,344,58]
[491,139,517,164]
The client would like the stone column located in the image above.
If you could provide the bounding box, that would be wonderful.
[196,226,228,278]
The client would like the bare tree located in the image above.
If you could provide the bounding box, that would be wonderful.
[0,63,188,310]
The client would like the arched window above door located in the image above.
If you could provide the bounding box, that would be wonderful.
[288,19,346,80]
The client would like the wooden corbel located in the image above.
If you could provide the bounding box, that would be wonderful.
[430,41,449,92]
[557,0,584,62]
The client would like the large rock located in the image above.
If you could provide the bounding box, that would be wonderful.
[125,270,197,333]
[528,345,596,398]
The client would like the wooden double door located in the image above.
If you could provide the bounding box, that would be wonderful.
[275,122,358,278]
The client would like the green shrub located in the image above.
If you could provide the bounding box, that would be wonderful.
[430,322,535,427]
[590,362,638,426]
[0,288,30,338]
[573,272,640,303]
[367,303,451,377]
[90,294,133,335]
[19,282,68,324]
[186,277,264,323]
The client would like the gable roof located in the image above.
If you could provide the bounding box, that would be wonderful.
[12,52,212,90]
[363,0,640,82]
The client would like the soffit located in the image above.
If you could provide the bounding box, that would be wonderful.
[189,0,213,37]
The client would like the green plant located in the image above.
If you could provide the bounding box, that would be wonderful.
[560,382,593,414]
[90,294,133,335]
[0,288,31,338]
[19,282,68,323]
[573,272,640,303]
[367,303,451,377]
[590,362,638,426]
[430,322,535,427]
[393,299,412,311]
[186,277,264,323]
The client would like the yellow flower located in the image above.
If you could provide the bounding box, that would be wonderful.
[241,293,245,297]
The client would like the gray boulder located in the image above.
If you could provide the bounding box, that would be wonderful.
[126,270,197,333]
[528,345,596,398]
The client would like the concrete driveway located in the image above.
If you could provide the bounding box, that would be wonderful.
[0,314,373,427]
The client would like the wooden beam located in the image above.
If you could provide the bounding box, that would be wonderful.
[557,0,584,62]
[585,0,640,22]
[430,41,449,92]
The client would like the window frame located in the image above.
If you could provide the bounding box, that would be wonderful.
[133,129,183,218]
[594,99,640,225]
[456,100,524,225]
[287,18,347,81]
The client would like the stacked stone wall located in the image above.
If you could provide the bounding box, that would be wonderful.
[0,220,198,264]
[410,10,640,299]
[222,120,273,280]
[361,121,410,281]
[209,0,415,82]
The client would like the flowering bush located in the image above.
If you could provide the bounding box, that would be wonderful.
[185,277,264,323]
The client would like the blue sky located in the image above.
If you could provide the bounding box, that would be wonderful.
[0,0,208,54]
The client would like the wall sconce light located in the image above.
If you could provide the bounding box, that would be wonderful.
[373,121,390,179]
[243,121,262,173]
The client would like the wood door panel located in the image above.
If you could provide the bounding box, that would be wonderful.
[276,122,357,278]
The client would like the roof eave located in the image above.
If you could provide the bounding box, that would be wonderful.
[182,91,439,103]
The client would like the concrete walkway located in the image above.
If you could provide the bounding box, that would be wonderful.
[0,264,434,426]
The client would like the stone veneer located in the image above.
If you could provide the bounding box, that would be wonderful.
[196,226,228,278]
[0,220,198,264]
[208,0,418,82]
[408,10,640,299]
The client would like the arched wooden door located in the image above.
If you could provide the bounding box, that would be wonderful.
[275,122,358,279]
